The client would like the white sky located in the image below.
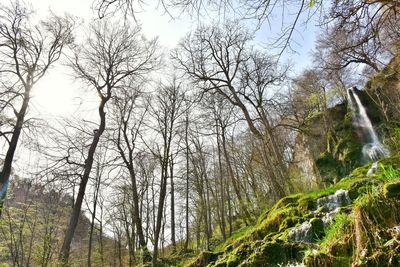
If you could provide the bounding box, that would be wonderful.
[28,0,316,119]
[30,0,199,118]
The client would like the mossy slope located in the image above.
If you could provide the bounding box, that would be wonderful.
[186,155,400,267]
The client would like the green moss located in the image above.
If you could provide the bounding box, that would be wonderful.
[199,156,400,267]
[347,178,378,200]
[186,251,213,267]
[279,216,302,232]
[221,241,264,267]
[297,197,316,213]
[320,213,351,250]
[310,218,325,241]
[259,240,287,264]
[256,205,299,238]
[349,163,373,179]
[214,225,254,252]
[273,194,303,210]
[383,182,400,198]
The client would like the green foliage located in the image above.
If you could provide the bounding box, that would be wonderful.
[316,124,363,184]
[377,162,399,182]
[320,213,351,249]
[383,182,400,198]
[213,226,254,252]
[188,155,400,267]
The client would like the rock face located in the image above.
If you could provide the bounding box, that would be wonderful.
[290,103,350,187]
[291,96,382,187]
[291,132,323,190]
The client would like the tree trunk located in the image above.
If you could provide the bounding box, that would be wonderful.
[170,156,176,250]
[220,125,252,224]
[88,162,101,267]
[184,111,190,251]
[126,167,151,262]
[216,123,227,240]
[0,85,31,216]
[152,158,168,266]
[59,95,109,265]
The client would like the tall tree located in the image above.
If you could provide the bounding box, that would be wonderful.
[0,2,74,215]
[174,21,289,199]
[147,79,185,265]
[110,84,152,262]
[59,21,158,264]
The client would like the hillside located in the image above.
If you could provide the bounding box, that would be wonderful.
[186,156,400,266]
[0,178,116,266]
[183,54,400,267]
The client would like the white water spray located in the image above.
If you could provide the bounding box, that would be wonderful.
[347,87,389,161]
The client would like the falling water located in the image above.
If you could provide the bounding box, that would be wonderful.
[347,87,389,161]
[288,189,352,242]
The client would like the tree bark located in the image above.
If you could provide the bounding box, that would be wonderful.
[59,94,109,265]
[184,111,190,251]
[0,85,31,215]
[170,156,176,250]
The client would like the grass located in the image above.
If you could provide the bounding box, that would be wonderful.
[320,213,351,249]
[212,225,254,252]
[187,154,400,267]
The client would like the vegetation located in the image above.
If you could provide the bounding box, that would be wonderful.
[0,0,398,266]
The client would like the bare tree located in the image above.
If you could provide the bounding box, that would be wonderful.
[59,21,158,265]
[315,0,400,74]
[174,21,289,199]
[110,84,152,263]
[93,0,320,54]
[0,1,74,215]
[147,79,185,265]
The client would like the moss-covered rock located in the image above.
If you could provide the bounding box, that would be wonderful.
[304,251,333,267]
[383,182,400,198]
[310,218,325,241]
[347,178,379,200]
[279,216,302,232]
[298,197,316,213]
[186,251,214,267]
[189,156,400,267]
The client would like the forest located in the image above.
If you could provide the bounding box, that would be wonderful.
[0,0,399,266]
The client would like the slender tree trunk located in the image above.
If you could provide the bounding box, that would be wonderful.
[59,95,109,265]
[184,111,190,251]
[0,85,31,216]
[226,179,233,237]
[205,177,212,250]
[170,156,176,251]
[88,163,101,267]
[152,158,169,266]
[99,205,104,267]
[216,124,226,240]
[122,203,134,267]
[220,126,252,224]
[125,168,151,262]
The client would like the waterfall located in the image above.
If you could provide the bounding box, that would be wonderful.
[288,189,352,242]
[347,87,389,161]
